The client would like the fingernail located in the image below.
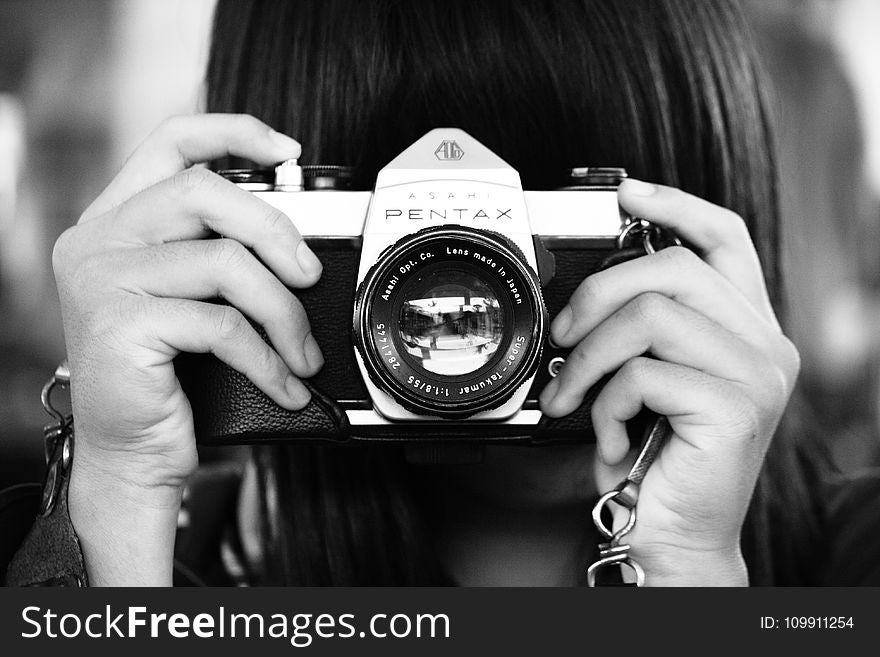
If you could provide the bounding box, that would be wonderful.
[551,306,573,342]
[284,374,311,408]
[268,129,302,157]
[622,178,656,196]
[296,241,323,278]
[302,332,324,371]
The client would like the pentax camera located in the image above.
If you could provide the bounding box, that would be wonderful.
[175,129,675,445]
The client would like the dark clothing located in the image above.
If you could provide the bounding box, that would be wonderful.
[813,469,880,585]
[1,460,244,587]
[3,462,880,586]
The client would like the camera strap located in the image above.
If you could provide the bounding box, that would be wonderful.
[6,361,88,587]
[586,415,671,586]
[586,219,679,586]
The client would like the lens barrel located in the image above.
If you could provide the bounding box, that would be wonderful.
[355,227,546,418]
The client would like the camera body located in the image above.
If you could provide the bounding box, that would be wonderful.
[176,128,668,445]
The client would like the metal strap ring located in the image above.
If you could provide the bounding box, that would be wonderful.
[41,361,71,425]
[591,489,637,541]
[643,226,683,255]
[615,219,649,250]
[587,554,646,587]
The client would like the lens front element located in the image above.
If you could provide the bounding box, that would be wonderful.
[398,268,505,376]
[355,227,546,417]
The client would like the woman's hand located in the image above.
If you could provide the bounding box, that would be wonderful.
[539,179,800,586]
[52,114,322,584]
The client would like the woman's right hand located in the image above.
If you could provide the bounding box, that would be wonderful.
[52,114,323,584]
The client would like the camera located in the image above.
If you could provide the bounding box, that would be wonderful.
[175,129,675,445]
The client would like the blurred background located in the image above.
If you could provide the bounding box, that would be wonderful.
[0,0,878,489]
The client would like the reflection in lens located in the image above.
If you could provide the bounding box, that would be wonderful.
[398,269,505,376]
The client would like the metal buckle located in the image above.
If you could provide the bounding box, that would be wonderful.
[586,416,673,587]
[617,219,682,255]
[41,362,71,431]
[39,361,73,516]
[587,546,646,587]
[591,486,638,542]
[616,218,651,251]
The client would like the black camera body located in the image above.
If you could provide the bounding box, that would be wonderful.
[176,129,670,445]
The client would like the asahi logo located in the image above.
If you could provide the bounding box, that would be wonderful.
[434,140,464,161]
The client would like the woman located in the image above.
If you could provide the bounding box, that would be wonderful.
[9,0,872,586]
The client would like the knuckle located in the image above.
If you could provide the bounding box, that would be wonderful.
[88,295,149,346]
[68,253,107,291]
[572,275,604,312]
[708,380,766,445]
[210,238,251,272]
[762,371,791,415]
[211,306,249,342]
[751,336,800,413]
[566,342,590,371]
[657,244,699,271]
[171,166,219,197]
[628,292,670,323]
[778,335,802,382]
[618,356,652,385]
[283,294,308,329]
[51,226,80,277]
[155,114,189,141]
[253,340,281,374]
[761,341,800,409]
[232,113,266,135]
[718,207,749,238]
[727,393,761,440]
[260,204,294,239]
[695,381,758,442]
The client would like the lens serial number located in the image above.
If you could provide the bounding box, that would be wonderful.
[373,323,401,370]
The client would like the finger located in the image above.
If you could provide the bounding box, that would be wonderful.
[82,168,322,288]
[551,246,774,348]
[618,178,774,320]
[114,240,323,378]
[589,357,756,466]
[540,293,762,417]
[136,297,311,411]
[82,114,301,222]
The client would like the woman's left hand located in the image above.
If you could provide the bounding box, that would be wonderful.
[539,178,800,586]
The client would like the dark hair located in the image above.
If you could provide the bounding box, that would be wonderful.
[206,0,828,585]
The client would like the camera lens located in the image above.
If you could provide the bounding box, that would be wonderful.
[397,268,505,376]
[355,227,546,418]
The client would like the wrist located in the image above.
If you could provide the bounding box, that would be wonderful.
[69,451,186,586]
[632,544,748,586]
